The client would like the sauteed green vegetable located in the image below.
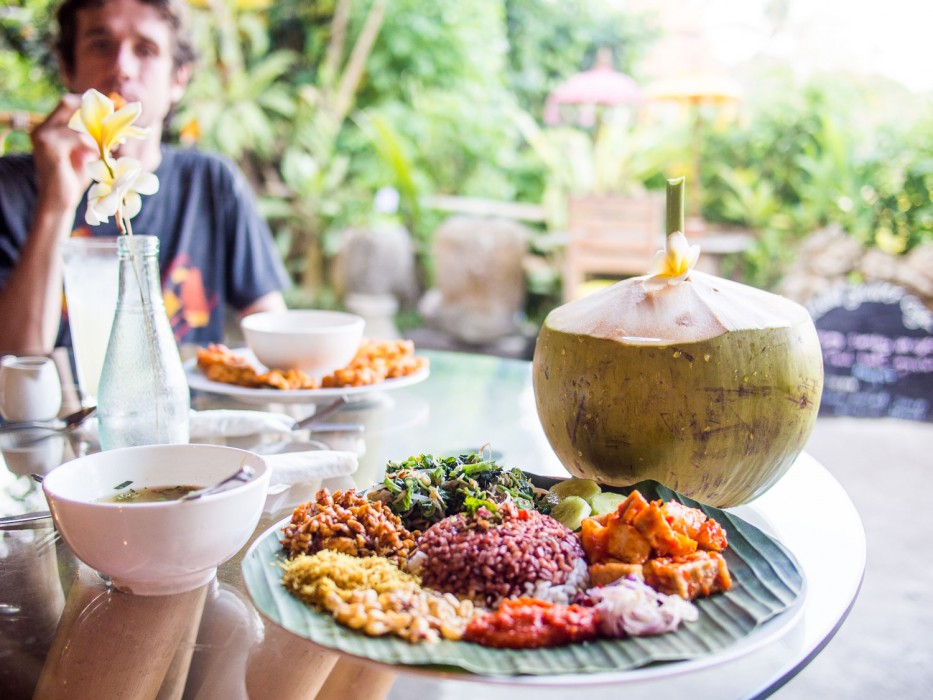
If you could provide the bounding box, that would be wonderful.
[366,451,553,531]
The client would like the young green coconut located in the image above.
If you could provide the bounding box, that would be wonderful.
[533,177,823,507]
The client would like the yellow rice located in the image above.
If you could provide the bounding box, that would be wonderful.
[281,550,419,608]
[280,549,474,642]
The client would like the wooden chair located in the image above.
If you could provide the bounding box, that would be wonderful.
[561,192,665,301]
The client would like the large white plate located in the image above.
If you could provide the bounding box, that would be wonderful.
[184,349,430,405]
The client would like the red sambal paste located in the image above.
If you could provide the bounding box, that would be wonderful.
[463,598,598,649]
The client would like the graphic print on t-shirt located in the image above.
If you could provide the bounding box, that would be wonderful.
[163,254,219,341]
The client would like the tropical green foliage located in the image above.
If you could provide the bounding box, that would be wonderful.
[2,0,932,306]
[0,0,59,152]
[503,0,652,112]
[700,69,933,287]
[0,1,58,105]
[176,0,647,302]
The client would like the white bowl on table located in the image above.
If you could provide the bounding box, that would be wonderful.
[240,310,364,376]
[42,444,270,596]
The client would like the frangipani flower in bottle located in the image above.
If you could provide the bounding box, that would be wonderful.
[69,88,159,233]
[69,88,189,450]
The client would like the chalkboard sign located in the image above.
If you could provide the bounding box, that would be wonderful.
[806,282,933,422]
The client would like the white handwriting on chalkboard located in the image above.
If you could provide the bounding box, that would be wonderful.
[818,329,933,380]
[894,336,933,355]
[807,282,904,320]
[852,364,898,384]
[890,396,929,421]
[822,390,929,420]
[848,332,894,354]
[901,295,933,333]
[825,374,859,392]
[893,356,933,372]
[811,282,932,421]
[806,282,933,333]
[822,388,890,415]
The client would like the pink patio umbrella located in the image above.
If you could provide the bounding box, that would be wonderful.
[544,48,644,127]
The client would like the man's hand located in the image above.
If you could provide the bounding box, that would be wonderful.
[30,94,97,219]
[0,94,100,355]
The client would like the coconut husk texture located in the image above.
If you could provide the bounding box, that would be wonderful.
[533,271,824,507]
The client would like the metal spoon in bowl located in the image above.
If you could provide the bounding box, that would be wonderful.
[179,462,255,502]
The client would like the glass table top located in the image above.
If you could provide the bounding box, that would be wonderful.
[0,349,865,699]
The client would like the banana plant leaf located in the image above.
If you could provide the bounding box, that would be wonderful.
[241,478,803,677]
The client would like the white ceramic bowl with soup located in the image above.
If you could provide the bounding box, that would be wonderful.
[240,310,365,376]
[42,444,270,596]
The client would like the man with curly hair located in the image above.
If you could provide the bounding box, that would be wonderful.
[0,0,288,355]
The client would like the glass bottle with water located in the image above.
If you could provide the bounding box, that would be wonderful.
[97,235,190,450]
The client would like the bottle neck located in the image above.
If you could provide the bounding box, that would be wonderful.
[116,235,162,309]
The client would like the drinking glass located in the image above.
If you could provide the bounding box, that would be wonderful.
[61,237,120,406]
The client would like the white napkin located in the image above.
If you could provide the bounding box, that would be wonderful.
[263,449,358,513]
[189,410,296,438]
[79,409,297,441]
[265,449,357,487]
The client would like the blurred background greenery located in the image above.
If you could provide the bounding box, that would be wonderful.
[2,0,932,324]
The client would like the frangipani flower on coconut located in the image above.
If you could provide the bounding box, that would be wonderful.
[69,88,158,233]
[645,231,701,289]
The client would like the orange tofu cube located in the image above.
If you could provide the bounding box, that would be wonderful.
[695,518,728,551]
[604,522,652,564]
[579,517,609,563]
[643,551,732,600]
[660,499,707,539]
[615,490,650,525]
[588,561,644,587]
[632,502,698,558]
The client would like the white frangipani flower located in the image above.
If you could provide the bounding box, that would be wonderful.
[68,88,149,159]
[84,157,159,227]
[69,89,158,235]
[645,231,701,289]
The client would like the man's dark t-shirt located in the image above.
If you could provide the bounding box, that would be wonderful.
[0,146,289,345]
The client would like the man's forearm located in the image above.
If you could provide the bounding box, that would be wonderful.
[1,91,94,356]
